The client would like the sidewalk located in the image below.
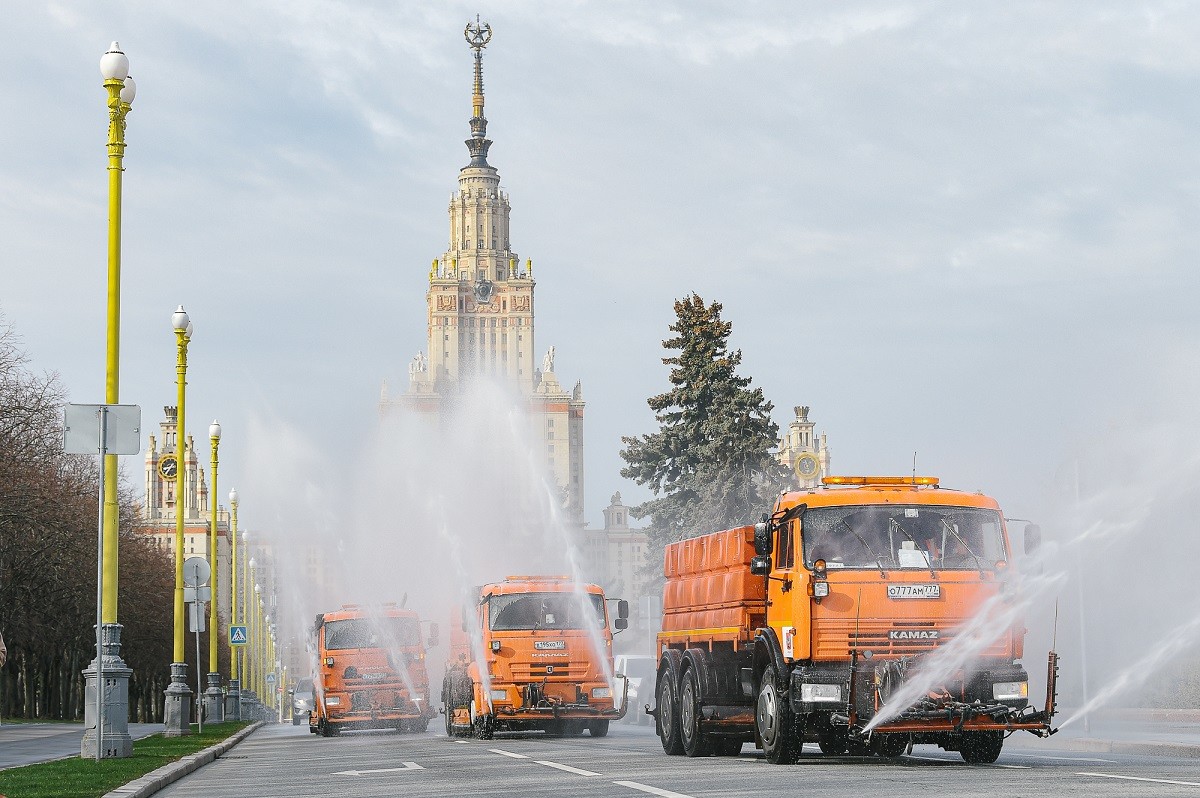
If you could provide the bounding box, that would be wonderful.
[0,722,165,770]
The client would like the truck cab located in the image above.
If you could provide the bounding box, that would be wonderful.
[311,603,438,736]
[442,575,630,739]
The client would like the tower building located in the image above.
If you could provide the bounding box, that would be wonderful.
[383,20,585,521]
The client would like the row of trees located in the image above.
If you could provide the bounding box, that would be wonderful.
[620,293,790,573]
[0,319,176,721]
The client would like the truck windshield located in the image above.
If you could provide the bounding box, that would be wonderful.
[488,592,607,632]
[324,617,421,650]
[802,505,1007,571]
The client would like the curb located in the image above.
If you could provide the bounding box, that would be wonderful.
[102,721,263,798]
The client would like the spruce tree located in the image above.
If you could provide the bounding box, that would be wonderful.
[620,294,788,556]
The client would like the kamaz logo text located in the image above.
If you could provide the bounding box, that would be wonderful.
[888,629,939,641]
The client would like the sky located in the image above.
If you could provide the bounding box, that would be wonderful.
[3,1,1199,544]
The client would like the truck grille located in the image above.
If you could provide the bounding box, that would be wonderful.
[508,663,589,680]
[813,620,1009,659]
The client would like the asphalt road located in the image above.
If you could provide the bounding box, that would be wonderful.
[150,720,1200,798]
[0,722,164,770]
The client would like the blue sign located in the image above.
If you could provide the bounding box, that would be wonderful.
[229,625,248,646]
[266,673,276,685]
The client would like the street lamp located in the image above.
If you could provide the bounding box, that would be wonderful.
[165,305,193,737]
[82,41,138,762]
[99,42,134,628]
[204,420,224,722]
[226,488,240,720]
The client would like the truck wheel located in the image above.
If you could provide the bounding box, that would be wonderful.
[757,664,799,764]
[871,733,909,759]
[587,720,609,738]
[657,650,685,755]
[960,731,1003,764]
[679,668,711,757]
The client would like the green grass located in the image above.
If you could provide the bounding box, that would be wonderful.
[0,721,251,798]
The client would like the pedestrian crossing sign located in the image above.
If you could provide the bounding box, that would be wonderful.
[229,625,248,646]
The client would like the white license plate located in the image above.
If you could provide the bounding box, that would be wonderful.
[534,640,566,650]
[887,584,941,599]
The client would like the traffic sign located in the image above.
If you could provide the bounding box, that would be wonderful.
[183,556,211,587]
[229,625,248,646]
[188,602,206,632]
[266,673,276,685]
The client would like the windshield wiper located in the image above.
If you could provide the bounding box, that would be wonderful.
[837,518,888,578]
[941,518,986,576]
[890,517,937,578]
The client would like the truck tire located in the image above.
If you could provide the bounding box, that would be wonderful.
[756,664,800,764]
[657,650,685,755]
[588,720,610,738]
[870,733,909,758]
[679,667,711,757]
[960,731,1003,764]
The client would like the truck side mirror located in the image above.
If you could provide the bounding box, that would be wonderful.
[614,618,628,631]
[750,555,772,575]
[617,600,629,620]
[1024,523,1042,555]
[754,520,773,556]
[428,622,440,648]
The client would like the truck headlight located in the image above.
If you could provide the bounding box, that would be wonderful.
[992,681,1028,701]
[592,687,612,699]
[800,684,841,702]
[489,689,508,701]
[811,581,830,598]
[325,696,341,706]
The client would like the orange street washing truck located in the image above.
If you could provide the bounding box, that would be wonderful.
[651,476,1058,764]
[442,575,630,739]
[310,603,439,736]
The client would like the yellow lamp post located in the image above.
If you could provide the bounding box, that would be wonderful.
[99,42,135,625]
[252,580,262,700]
[226,488,241,720]
[165,306,193,736]
[203,420,224,722]
[81,41,139,762]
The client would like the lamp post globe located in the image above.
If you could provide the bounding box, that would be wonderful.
[99,42,129,81]
[171,305,189,331]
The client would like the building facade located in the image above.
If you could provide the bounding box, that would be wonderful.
[776,405,832,488]
[140,406,233,623]
[381,21,585,521]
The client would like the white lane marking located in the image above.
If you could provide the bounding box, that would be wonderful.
[992,764,1032,769]
[614,781,697,798]
[489,748,529,759]
[1077,771,1200,787]
[454,740,469,744]
[534,759,600,776]
[333,762,423,775]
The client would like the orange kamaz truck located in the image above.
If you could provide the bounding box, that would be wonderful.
[441,575,630,739]
[310,603,439,736]
[651,476,1057,764]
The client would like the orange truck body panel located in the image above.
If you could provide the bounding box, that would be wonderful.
[311,604,435,734]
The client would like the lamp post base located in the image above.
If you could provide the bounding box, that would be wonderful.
[203,673,225,723]
[163,662,192,736]
[225,678,241,721]
[80,623,133,759]
[240,689,263,721]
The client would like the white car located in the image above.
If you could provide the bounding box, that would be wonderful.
[614,654,657,725]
